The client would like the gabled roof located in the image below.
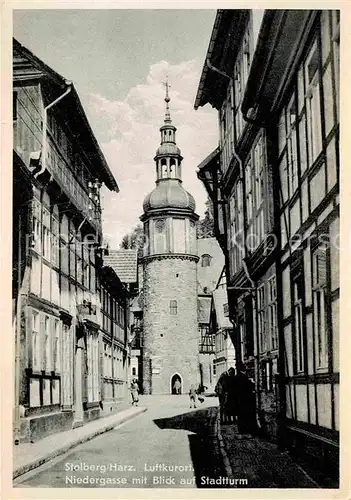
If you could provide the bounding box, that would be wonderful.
[13,38,119,193]
[103,250,138,284]
[197,237,225,294]
[194,10,250,110]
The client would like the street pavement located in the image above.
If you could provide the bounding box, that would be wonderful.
[14,395,227,488]
[14,394,321,489]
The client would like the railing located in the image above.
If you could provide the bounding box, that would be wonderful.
[46,136,101,232]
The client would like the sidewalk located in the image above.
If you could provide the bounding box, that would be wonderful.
[13,405,147,479]
[216,412,321,488]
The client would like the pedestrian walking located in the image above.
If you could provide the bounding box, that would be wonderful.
[189,384,197,408]
[215,369,232,424]
[234,362,257,434]
[130,378,139,406]
[173,378,181,394]
[225,367,238,423]
[196,383,206,404]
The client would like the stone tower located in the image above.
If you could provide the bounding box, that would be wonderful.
[140,81,200,395]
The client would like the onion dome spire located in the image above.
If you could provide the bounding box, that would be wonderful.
[163,76,172,124]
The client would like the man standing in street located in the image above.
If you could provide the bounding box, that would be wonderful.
[234,362,257,434]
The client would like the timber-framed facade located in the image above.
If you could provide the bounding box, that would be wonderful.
[195,9,339,484]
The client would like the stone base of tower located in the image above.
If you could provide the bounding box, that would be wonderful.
[142,354,200,395]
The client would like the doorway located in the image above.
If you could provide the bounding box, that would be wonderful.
[171,374,182,394]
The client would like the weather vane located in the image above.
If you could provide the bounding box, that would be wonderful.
[162,76,171,121]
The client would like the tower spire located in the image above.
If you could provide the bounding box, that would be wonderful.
[163,77,171,123]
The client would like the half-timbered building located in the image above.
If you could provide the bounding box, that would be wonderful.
[13,39,123,442]
[195,9,339,482]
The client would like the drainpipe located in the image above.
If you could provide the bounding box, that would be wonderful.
[34,82,72,179]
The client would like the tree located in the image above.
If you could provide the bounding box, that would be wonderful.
[120,224,144,256]
[197,197,215,239]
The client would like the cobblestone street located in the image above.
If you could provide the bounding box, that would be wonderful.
[14,395,320,489]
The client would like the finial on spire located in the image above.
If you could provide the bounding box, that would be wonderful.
[163,76,171,123]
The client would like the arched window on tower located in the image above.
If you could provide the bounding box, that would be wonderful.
[201,254,212,267]
[170,158,176,178]
[161,159,168,178]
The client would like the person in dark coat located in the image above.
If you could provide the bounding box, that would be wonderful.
[234,362,257,434]
[215,367,237,424]
[225,367,238,423]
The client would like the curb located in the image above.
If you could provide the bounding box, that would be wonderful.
[13,407,147,480]
[214,408,234,480]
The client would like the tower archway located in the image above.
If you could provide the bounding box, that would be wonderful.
[170,373,182,395]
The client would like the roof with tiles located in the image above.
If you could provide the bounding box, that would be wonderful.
[103,249,138,284]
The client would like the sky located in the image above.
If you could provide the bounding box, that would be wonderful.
[13,9,219,248]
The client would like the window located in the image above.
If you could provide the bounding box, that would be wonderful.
[173,218,186,253]
[228,181,244,275]
[313,249,328,369]
[52,213,60,267]
[245,133,267,250]
[261,360,273,391]
[53,319,61,373]
[31,309,40,371]
[43,315,51,372]
[220,86,234,173]
[293,281,304,373]
[42,208,51,261]
[253,136,265,242]
[154,218,166,254]
[76,234,83,284]
[257,285,266,353]
[245,161,253,223]
[170,300,178,315]
[287,96,298,195]
[32,198,42,253]
[278,94,298,202]
[267,277,278,351]
[161,160,168,178]
[60,215,69,275]
[305,41,322,166]
[82,243,90,289]
[69,228,76,279]
[132,367,136,376]
[233,22,251,143]
[87,334,100,402]
[201,254,211,267]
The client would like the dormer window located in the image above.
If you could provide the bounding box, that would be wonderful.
[201,254,212,267]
